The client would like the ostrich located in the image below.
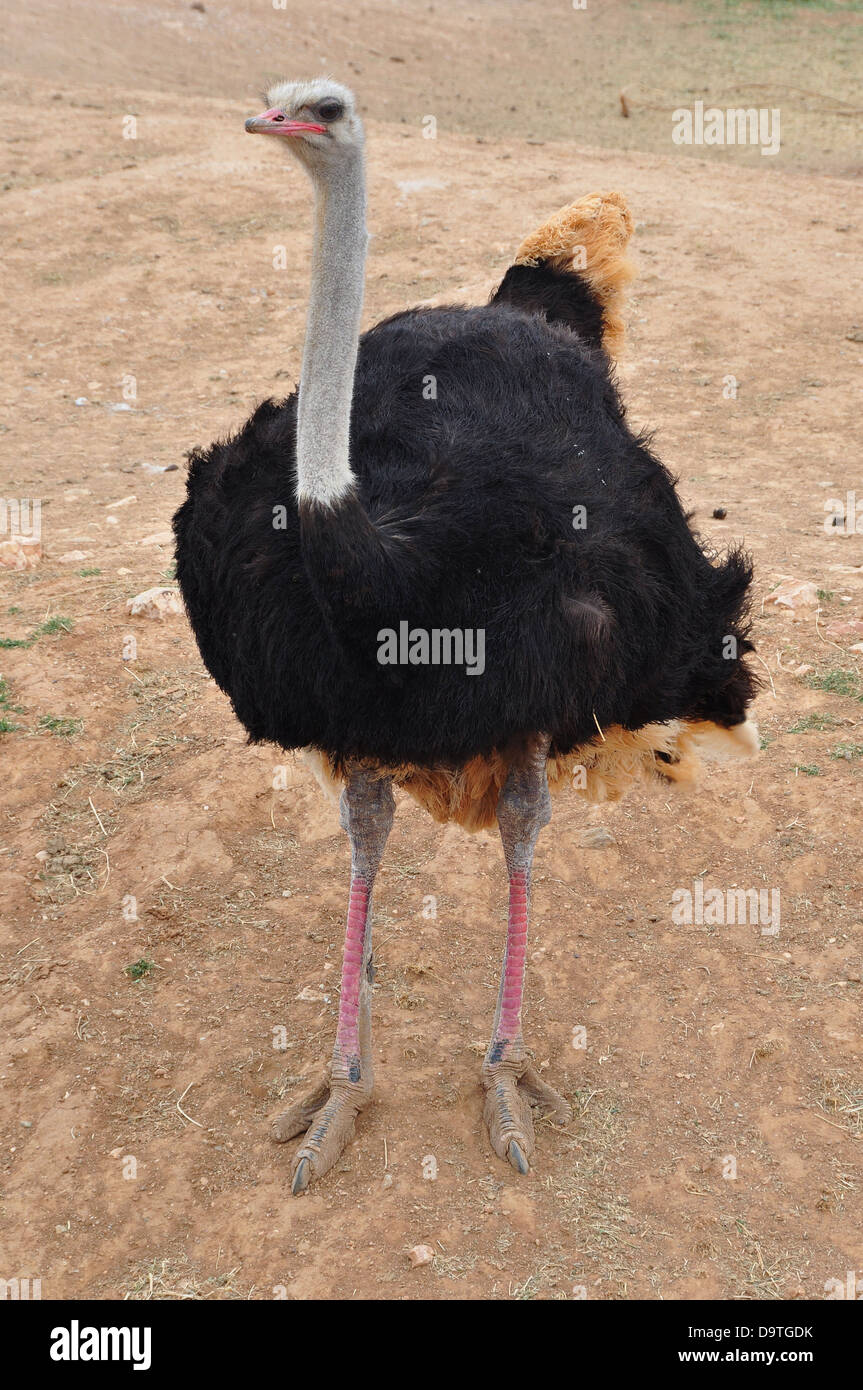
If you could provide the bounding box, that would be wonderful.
[173,78,758,1194]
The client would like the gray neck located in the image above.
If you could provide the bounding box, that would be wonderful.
[296,146,367,506]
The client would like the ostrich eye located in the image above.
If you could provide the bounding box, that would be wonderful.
[317,100,344,122]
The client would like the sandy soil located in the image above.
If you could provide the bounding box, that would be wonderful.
[1,0,862,1300]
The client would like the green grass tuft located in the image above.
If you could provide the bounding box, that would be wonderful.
[830,744,863,762]
[0,616,75,650]
[804,669,862,701]
[788,712,838,733]
[38,715,83,738]
[126,958,154,981]
[0,677,24,732]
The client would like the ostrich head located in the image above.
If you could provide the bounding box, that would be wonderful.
[245,78,362,173]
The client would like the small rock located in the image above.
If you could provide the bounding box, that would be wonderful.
[794,663,814,677]
[764,578,820,617]
[0,537,41,569]
[408,1244,435,1267]
[138,530,174,546]
[58,550,92,564]
[712,507,727,520]
[825,619,863,642]
[850,642,863,655]
[106,495,137,509]
[125,587,183,620]
[295,985,326,1002]
[577,826,615,849]
[382,1172,393,1189]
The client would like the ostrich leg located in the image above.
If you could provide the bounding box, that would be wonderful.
[272,765,394,1194]
[482,739,571,1173]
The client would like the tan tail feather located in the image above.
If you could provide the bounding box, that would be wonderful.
[301,718,758,834]
[514,190,635,359]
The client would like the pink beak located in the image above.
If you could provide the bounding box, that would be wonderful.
[244,108,328,136]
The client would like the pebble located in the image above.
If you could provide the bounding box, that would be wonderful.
[577,826,615,849]
[295,986,327,1002]
[0,537,41,569]
[125,587,183,620]
[138,531,174,546]
[825,619,863,642]
[764,578,819,617]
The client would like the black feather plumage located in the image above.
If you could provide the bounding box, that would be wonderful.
[173,272,756,768]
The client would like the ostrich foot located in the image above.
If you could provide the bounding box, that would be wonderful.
[272,1066,372,1195]
[482,1057,571,1174]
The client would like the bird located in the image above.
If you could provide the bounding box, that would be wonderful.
[173,77,758,1195]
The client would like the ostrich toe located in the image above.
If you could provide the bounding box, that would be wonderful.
[482,1059,571,1173]
[271,1067,372,1195]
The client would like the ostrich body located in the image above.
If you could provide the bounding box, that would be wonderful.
[174,80,757,1193]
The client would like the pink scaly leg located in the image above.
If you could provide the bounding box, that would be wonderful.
[482,738,571,1173]
[272,765,394,1194]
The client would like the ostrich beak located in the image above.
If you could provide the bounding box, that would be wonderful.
[244,108,328,136]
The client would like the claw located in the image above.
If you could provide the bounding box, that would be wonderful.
[291,1156,312,1196]
[508,1139,530,1175]
[483,1059,570,1173]
[274,1071,370,1194]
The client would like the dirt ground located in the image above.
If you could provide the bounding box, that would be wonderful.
[1,0,862,1301]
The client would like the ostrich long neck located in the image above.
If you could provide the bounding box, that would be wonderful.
[296,148,367,506]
